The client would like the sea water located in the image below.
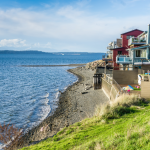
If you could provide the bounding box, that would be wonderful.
[0,53,103,131]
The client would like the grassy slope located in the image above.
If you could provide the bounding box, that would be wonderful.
[21,101,150,150]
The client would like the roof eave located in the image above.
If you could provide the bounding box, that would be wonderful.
[121,29,144,35]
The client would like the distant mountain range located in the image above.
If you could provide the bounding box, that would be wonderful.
[52,52,105,55]
[0,50,105,55]
[0,50,53,54]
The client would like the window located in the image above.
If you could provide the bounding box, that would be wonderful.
[127,36,130,39]
[118,51,122,55]
[136,50,141,57]
[127,35,134,39]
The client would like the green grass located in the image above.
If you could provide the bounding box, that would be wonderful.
[133,87,141,91]
[21,96,150,150]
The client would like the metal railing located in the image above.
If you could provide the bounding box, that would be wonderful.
[104,74,125,94]
[105,74,113,84]
[116,56,132,64]
[112,78,123,93]
[128,37,146,46]
[107,46,114,50]
[134,58,148,63]
[107,51,112,54]
[107,45,122,50]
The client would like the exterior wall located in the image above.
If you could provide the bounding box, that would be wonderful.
[102,78,112,99]
[113,47,128,68]
[113,69,138,84]
[141,81,150,98]
[132,49,147,65]
[141,65,150,70]
[96,68,113,74]
[121,30,143,47]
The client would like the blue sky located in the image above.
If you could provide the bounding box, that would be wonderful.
[0,0,150,52]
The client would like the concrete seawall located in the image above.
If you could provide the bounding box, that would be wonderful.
[101,78,119,101]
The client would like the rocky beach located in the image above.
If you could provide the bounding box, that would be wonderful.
[20,65,109,147]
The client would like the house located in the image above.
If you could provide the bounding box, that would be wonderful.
[116,25,150,69]
[104,29,143,69]
[101,25,150,99]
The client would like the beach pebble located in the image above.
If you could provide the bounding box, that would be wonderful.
[40,127,44,132]
[81,92,88,94]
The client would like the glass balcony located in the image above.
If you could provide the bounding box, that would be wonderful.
[116,55,132,64]
[134,58,148,63]
[107,51,112,54]
[128,37,146,46]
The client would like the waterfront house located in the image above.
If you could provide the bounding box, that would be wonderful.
[116,25,150,69]
[100,25,150,100]
[103,29,143,69]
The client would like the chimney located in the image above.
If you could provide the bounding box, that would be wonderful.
[147,24,150,44]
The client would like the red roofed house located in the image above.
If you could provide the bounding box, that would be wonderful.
[105,29,143,69]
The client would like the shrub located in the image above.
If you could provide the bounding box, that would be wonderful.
[0,123,23,150]
[95,94,147,120]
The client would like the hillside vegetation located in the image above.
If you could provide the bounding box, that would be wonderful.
[21,95,150,150]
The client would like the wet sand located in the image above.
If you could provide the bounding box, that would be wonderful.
[21,66,109,147]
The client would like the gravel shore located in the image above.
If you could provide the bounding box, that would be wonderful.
[21,66,109,147]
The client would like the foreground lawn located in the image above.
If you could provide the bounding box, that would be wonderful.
[21,97,150,150]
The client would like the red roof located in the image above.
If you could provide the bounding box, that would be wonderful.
[121,29,144,35]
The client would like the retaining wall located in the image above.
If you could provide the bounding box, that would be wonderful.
[113,69,138,85]
[102,78,119,101]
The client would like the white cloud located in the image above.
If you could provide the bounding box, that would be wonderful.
[32,42,51,48]
[0,39,27,47]
[44,42,51,48]
[0,1,150,52]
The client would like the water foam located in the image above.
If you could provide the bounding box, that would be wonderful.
[43,93,49,98]
[55,91,60,100]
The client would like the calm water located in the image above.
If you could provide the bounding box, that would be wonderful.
[0,53,103,130]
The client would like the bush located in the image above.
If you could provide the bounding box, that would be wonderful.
[0,123,23,150]
[95,94,147,120]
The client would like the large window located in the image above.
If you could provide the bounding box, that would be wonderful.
[136,50,141,57]
[127,35,133,39]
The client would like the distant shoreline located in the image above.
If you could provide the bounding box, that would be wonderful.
[20,64,86,67]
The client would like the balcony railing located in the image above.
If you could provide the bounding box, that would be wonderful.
[107,51,112,54]
[107,45,122,50]
[134,58,148,63]
[107,46,114,50]
[116,55,132,64]
[128,37,146,46]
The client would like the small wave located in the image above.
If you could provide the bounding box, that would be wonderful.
[32,99,36,103]
[27,98,51,130]
[64,86,67,90]
[55,88,59,91]
[43,93,49,98]
[55,91,60,100]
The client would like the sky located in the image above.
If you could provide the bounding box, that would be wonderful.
[0,0,150,52]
